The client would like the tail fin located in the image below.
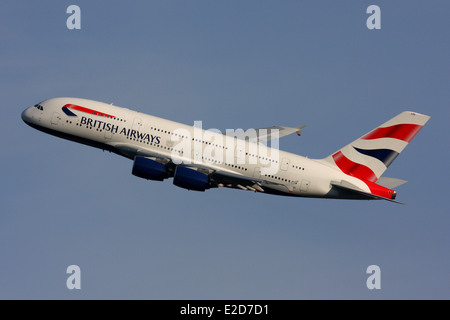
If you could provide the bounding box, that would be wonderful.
[321,111,430,182]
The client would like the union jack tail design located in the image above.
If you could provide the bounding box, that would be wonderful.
[322,111,431,182]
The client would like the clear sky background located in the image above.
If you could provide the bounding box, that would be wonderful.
[1,1,449,299]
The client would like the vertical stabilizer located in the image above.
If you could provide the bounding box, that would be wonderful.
[321,111,430,182]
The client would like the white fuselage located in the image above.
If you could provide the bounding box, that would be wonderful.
[21,97,372,198]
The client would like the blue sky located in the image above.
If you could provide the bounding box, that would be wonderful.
[1,1,449,299]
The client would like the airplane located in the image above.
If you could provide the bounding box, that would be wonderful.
[21,97,430,203]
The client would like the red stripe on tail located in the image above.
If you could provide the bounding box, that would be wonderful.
[362,124,422,142]
[332,151,377,182]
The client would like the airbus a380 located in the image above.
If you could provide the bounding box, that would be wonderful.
[22,97,430,203]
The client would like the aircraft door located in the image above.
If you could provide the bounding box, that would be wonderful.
[300,180,310,192]
[51,112,61,125]
[133,118,142,131]
[253,167,261,179]
[236,141,245,164]
[280,158,290,171]
[192,145,201,163]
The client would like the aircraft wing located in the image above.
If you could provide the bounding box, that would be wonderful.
[208,169,283,192]
[173,163,281,192]
[112,143,168,160]
[111,142,279,192]
[255,125,306,140]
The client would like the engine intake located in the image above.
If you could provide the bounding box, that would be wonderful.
[132,157,167,181]
[173,166,210,191]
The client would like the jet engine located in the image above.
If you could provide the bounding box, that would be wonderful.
[132,156,168,181]
[173,166,210,191]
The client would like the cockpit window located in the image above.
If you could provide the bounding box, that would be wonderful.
[34,104,44,111]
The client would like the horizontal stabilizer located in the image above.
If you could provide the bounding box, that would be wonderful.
[376,177,407,189]
[331,181,404,204]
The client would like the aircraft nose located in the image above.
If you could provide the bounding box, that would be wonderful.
[21,107,33,123]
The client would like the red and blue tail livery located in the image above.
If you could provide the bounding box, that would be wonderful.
[22,97,430,204]
[322,111,430,202]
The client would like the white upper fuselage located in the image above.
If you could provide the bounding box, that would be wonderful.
[21,97,373,198]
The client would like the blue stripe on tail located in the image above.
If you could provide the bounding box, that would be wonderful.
[353,147,399,167]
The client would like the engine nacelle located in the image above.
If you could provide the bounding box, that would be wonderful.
[173,166,210,191]
[132,156,167,181]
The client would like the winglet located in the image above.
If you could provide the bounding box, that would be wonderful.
[296,125,307,136]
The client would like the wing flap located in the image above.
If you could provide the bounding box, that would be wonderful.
[210,169,283,192]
